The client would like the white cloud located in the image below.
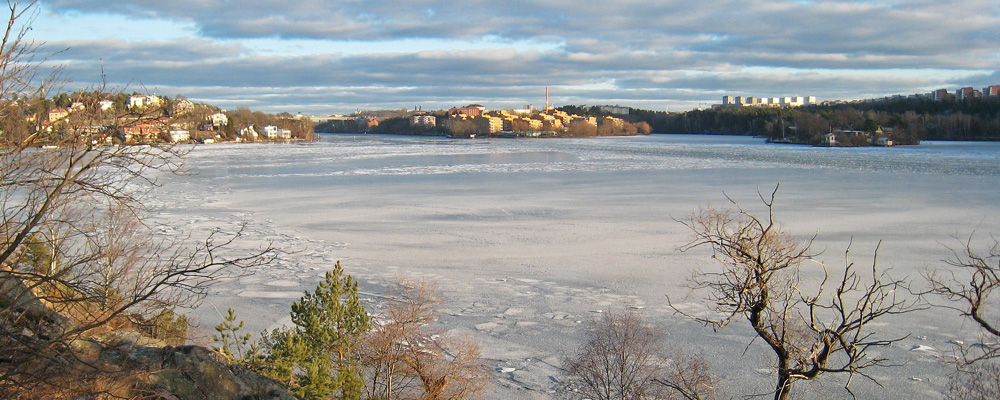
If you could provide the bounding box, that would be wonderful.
[33,0,1000,113]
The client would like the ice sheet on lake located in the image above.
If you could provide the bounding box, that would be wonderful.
[151,134,1000,400]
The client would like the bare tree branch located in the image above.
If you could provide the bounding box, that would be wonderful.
[0,3,277,397]
[565,308,716,400]
[920,234,1000,398]
[671,185,916,400]
[360,278,488,400]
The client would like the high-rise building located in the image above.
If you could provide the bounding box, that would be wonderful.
[932,88,952,101]
[956,87,978,100]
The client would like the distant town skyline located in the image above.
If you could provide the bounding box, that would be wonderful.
[31,0,1000,115]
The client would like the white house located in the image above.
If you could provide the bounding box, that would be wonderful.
[168,129,190,143]
[172,99,194,115]
[409,115,436,127]
[261,125,292,139]
[824,132,837,146]
[263,125,279,139]
[209,112,229,127]
[239,125,258,138]
[128,95,161,110]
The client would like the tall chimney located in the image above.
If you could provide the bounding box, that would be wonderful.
[545,87,549,110]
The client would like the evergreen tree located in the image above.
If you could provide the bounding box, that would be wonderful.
[256,261,371,399]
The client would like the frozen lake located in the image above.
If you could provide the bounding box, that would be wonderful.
[150,134,1000,399]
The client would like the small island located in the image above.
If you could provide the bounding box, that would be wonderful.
[769,126,917,147]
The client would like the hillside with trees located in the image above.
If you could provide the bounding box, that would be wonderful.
[316,107,652,138]
[622,96,1000,144]
[10,89,315,146]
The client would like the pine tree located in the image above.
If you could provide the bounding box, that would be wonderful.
[257,261,371,399]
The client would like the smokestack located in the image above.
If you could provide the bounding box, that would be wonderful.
[545,87,549,110]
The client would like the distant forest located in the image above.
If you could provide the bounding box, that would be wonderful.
[614,96,1000,143]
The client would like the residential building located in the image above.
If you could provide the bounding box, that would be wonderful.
[261,125,291,139]
[474,116,503,134]
[209,112,229,127]
[519,117,543,131]
[239,125,258,138]
[168,129,190,143]
[984,85,1000,97]
[601,116,625,128]
[123,120,168,142]
[128,95,161,110]
[48,108,69,123]
[448,104,486,118]
[956,87,979,100]
[598,105,630,115]
[263,125,278,139]
[506,105,534,116]
[409,115,437,127]
[932,89,948,100]
[172,99,195,116]
[540,114,563,130]
[719,94,815,108]
[824,132,837,146]
[569,116,597,127]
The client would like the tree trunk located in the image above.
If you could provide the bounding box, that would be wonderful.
[775,368,792,400]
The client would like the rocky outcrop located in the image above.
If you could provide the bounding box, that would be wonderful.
[0,271,69,339]
[1,272,297,400]
[135,345,297,400]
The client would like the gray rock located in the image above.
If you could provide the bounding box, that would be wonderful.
[140,345,298,400]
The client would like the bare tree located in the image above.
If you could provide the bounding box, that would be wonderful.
[671,185,913,400]
[0,2,276,397]
[923,236,1000,399]
[655,348,716,400]
[564,308,715,400]
[946,361,1000,400]
[361,279,487,400]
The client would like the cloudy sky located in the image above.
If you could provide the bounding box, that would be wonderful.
[27,0,1000,115]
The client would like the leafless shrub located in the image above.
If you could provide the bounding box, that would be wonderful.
[361,278,487,400]
[564,308,715,400]
[946,360,1000,400]
[655,348,716,400]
